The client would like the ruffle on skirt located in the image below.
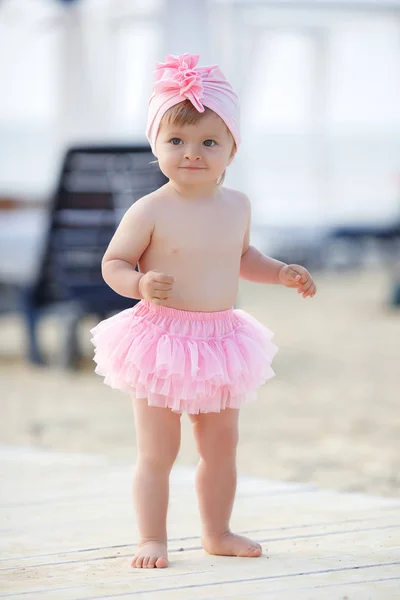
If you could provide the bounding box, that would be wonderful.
[90,300,278,414]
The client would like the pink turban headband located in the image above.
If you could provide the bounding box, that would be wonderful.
[146,53,240,156]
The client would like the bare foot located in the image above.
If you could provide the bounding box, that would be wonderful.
[131,541,168,569]
[202,531,262,558]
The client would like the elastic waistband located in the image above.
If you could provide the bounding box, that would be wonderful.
[141,300,234,321]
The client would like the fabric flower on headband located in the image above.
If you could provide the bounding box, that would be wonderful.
[153,54,217,112]
[146,53,241,156]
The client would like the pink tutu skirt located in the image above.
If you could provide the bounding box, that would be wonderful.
[90,300,278,414]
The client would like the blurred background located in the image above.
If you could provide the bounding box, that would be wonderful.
[1,0,399,497]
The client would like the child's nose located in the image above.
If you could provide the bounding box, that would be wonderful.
[184,145,202,161]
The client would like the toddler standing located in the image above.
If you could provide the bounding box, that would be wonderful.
[91,53,316,569]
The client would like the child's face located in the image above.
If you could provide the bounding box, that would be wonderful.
[155,110,236,187]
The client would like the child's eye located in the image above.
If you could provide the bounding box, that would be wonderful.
[170,138,182,145]
[203,139,216,147]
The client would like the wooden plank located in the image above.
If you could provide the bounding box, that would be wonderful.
[1,557,399,599]
[2,514,399,568]
[1,528,399,594]
[1,487,398,559]
[1,447,399,599]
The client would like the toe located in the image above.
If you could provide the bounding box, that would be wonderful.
[136,556,144,568]
[148,556,157,568]
[131,557,137,568]
[155,556,168,568]
[238,543,262,557]
[142,556,150,568]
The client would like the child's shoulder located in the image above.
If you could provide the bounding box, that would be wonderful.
[221,187,251,209]
[116,188,167,232]
[126,185,168,215]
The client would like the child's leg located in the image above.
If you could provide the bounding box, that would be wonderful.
[191,408,262,557]
[131,399,181,569]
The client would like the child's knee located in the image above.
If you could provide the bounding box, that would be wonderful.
[195,423,238,459]
[139,449,177,472]
[139,438,180,471]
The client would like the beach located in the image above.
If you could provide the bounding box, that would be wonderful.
[1,268,399,497]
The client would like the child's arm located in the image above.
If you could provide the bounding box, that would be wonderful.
[240,245,285,284]
[101,197,154,299]
[239,195,316,298]
[239,194,285,284]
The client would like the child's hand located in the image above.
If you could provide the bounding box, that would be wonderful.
[278,264,316,298]
[139,271,175,304]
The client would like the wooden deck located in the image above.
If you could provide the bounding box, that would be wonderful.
[1,446,399,599]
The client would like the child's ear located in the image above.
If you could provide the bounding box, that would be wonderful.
[228,143,237,164]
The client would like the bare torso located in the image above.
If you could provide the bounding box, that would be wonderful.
[138,186,248,311]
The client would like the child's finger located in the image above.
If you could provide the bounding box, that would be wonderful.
[307,283,317,298]
[152,290,172,300]
[154,283,173,291]
[301,280,313,295]
[299,272,310,285]
[297,283,311,297]
[155,273,175,284]
[288,268,302,283]
[297,281,309,293]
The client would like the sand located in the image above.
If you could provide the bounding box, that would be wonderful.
[1,268,399,497]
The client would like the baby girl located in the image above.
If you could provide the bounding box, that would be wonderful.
[91,53,316,569]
